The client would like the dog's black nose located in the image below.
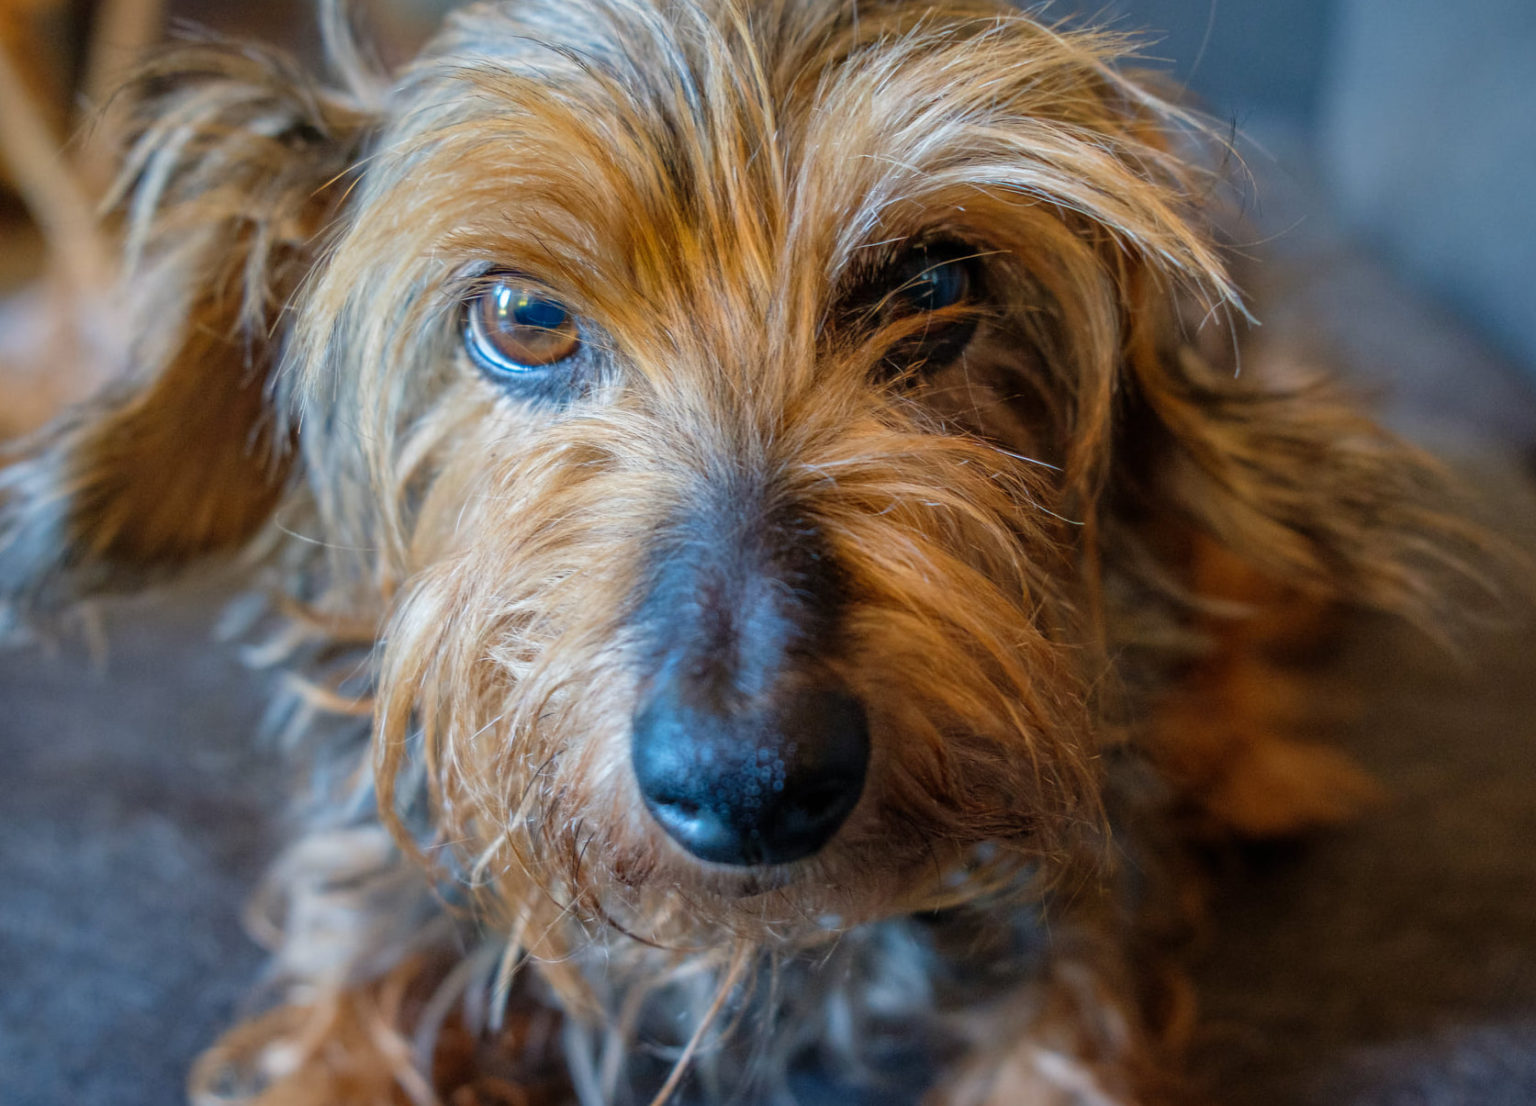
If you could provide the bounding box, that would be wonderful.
[632,677,869,866]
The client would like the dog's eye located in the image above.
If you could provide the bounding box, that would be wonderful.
[464,276,581,374]
[861,241,983,374]
[891,253,972,314]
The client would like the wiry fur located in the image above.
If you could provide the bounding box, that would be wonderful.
[0,2,1498,1104]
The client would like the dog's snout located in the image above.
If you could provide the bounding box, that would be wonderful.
[632,676,869,866]
[630,495,865,865]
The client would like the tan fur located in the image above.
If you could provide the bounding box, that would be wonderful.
[0,2,1500,1104]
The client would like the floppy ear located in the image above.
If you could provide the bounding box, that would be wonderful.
[1109,264,1492,630]
[1099,265,1512,836]
[0,37,375,623]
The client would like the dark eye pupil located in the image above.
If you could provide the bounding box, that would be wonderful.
[904,261,968,312]
[851,242,983,380]
[506,293,569,331]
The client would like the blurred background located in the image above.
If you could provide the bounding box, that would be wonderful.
[1110,0,1536,441]
[1,3,1534,1106]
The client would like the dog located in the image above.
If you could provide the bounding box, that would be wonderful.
[0,1,1493,1103]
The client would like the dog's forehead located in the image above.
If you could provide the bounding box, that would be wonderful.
[362,0,1184,298]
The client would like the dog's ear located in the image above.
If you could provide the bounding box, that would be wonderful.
[1109,266,1490,627]
[0,37,376,623]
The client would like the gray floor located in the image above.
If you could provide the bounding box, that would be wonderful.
[0,591,280,1105]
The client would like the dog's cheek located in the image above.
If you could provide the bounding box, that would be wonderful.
[374,383,568,570]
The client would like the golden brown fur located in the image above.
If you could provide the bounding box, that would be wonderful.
[0,2,1498,1103]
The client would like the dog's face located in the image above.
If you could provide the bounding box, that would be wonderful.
[1,0,1454,953]
[314,0,1236,939]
